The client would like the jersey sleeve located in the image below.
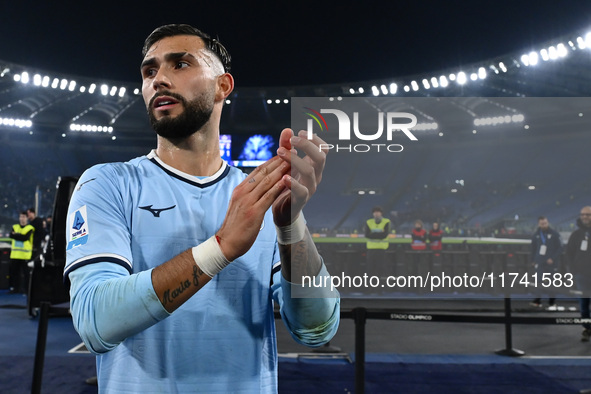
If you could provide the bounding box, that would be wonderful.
[271,242,340,347]
[64,164,133,281]
[69,262,169,354]
[64,164,171,354]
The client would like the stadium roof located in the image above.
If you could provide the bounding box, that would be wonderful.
[0,2,590,143]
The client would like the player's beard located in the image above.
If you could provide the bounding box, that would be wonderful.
[148,90,214,140]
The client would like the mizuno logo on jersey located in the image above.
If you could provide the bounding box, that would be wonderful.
[139,205,176,217]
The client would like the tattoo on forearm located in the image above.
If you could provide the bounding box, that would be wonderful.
[192,265,204,287]
[162,279,191,306]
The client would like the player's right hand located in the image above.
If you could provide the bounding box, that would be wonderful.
[215,156,290,261]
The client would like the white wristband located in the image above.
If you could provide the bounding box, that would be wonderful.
[275,214,306,245]
[192,236,231,278]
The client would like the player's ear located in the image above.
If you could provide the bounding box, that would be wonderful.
[215,73,234,101]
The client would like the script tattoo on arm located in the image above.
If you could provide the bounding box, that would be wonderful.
[159,259,209,310]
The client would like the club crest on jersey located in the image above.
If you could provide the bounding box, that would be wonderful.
[67,206,89,250]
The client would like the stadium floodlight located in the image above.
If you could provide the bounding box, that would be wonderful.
[89,84,96,94]
[112,136,116,140]
[413,122,438,131]
[403,85,410,92]
[266,99,272,104]
[449,73,456,81]
[100,84,108,95]
[520,54,530,66]
[411,80,419,91]
[577,36,586,49]
[41,76,50,87]
[275,99,280,104]
[349,88,355,94]
[439,75,448,88]
[0,68,9,77]
[13,74,21,82]
[540,48,549,61]
[528,51,539,66]
[110,86,118,96]
[557,43,568,58]
[79,86,86,93]
[358,87,364,94]
[368,190,376,195]
[284,99,289,103]
[371,85,380,96]
[118,87,126,97]
[568,40,576,50]
[133,88,140,95]
[422,79,430,89]
[470,73,478,81]
[498,62,507,72]
[59,79,68,90]
[358,190,366,195]
[70,123,114,133]
[33,74,41,86]
[478,67,486,79]
[457,72,467,85]
[548,46,558,60]
[389,83,397,94]
[528,185,536,190]
[430,77,439,88]
[380,84,388,95]
[585,32,591,48]
[69,81,77,91]
[473,114,524,127]
[20,72,29,84]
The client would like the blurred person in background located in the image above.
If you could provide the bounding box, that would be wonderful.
[8,211,34,293]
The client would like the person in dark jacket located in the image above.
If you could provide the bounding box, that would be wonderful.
[26,207,45,259]
[530,216,563,309]
[565,206,591,341]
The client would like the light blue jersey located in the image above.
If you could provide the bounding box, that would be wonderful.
[65,150,339,393]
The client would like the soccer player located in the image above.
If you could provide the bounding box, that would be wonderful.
[64,24,340,392]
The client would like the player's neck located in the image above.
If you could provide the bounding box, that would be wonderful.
[156,131,223,177]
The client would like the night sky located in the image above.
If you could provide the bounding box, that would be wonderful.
[1,1,590,87]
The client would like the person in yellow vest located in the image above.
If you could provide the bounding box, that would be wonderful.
[8,211,35,294]
[364,206,391,280]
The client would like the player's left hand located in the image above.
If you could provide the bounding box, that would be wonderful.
[272,128,328,226]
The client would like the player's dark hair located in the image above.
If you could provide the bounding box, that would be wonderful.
[538,216,547,221]
[142,24,231,72]
[372,206,383,213]
[27,207,35,214]
[20,210,27,216]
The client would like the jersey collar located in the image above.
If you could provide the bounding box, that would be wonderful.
[147,150,230,188]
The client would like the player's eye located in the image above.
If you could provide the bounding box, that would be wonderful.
[175,61,189,69]
[143,68,157,78]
